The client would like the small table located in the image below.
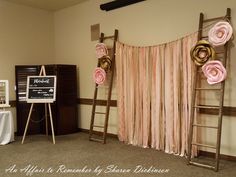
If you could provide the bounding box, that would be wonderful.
[0,111,14,145]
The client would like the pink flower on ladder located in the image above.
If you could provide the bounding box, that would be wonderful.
[202,60,227,85]
[95,43,108,59]
[208,21,233,47]
[93,67,106,85]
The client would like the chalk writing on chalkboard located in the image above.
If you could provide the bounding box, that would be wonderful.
[26,76,57,103]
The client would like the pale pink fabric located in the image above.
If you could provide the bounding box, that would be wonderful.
[116,32,198,156]
[93,67,106,85]
[202,60,227,85]
[150,45,165,150]
[182,34,198,157]
[164,40,182,154]
[208,21,233,46]
[95,43,108,58]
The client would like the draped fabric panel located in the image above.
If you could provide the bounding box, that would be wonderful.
[116,33,198,156]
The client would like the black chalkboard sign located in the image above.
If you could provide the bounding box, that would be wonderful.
[26,76,57,103]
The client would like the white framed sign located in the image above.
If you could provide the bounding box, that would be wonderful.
[0,80,10,107]
[26,76,57,103]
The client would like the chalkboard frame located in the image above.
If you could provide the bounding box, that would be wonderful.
[26,76,57,103]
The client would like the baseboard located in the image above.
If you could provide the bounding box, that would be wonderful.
[199,150,236,162]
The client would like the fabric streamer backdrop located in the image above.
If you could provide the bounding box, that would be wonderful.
[116,32,198,156]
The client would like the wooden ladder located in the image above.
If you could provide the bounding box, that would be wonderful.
[89,29,118,144]
[187,8,231,171]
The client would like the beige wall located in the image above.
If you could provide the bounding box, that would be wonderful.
[54,0,236,156]
[0,0,54,130]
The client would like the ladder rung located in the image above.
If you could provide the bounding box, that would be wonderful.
[215,56,224,60]
[189,161,215,170]
[201,36,208,39]
[97,85,109,89]
[197,70,203,73]
[102,35,114,40]
[203,16,225,22]
[193,124,218,129]
[194,105,220,109]
[95,112,106,115]
[89,137,104,142]
[216,51,225,54]
[192,143,216,149]
[93,125,104,128]
[195,88,221,91]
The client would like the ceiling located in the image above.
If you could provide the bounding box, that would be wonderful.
[4,0,88,11]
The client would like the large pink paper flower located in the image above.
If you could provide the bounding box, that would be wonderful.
[202,60,227,85]
[93,67,106,85]
[208,21,233,46]
[95,43,108,59]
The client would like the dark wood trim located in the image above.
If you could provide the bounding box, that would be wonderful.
[9,98,117,107]
[9,100,16,107]
[77,98,117,107]
[10,99,236,116]
[199,106,236,116]
[199,150,236,162]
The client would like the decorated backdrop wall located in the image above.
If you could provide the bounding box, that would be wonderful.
[54,0,236,156]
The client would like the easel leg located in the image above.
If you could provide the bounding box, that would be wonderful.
[48,103,55,144]
[45,103,48,136]
[22,103,34,144]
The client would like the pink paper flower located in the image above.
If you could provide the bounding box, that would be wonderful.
[202,60,227,85]
[93,67,106,85]
[208,21,233,46]
[95,43,108,58]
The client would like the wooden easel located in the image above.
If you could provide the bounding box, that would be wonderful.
[21,65,55,144]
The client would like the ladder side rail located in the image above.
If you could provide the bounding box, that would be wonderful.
[89,33,105,139]
[103,29,119,144]
[187,12,204,163]
[215,8,231,171]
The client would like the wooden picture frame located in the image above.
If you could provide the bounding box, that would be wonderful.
[0,80,10,108]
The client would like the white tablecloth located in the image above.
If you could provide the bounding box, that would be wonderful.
[0,111,14,145]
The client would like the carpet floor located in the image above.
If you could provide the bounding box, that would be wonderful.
[0,132,235,177]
